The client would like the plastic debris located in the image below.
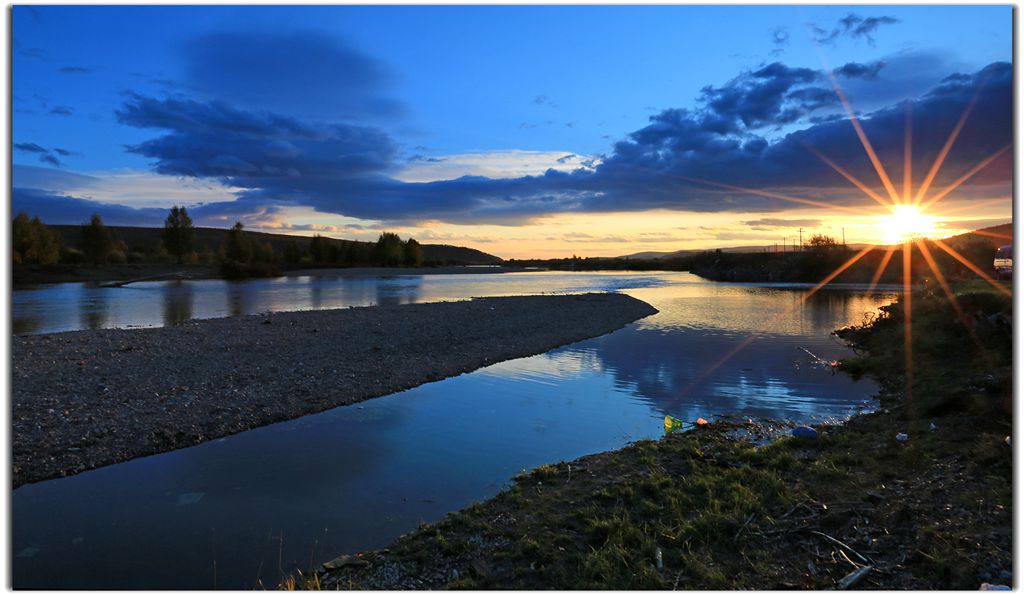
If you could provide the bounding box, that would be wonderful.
[792,426,818,439]
[655,546,663,569]
[664,415,684,433]
[930,422,937,431]
[695,417,709,426]
[1005,436,1011,447]
[895,433,909,442]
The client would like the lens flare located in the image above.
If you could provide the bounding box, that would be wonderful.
[878,205,939,244]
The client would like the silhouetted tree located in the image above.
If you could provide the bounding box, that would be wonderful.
[310,234,330,263]
[805,234,839,252]
[374,232,404,266]
[223,221,252,263]
[404,238,424,267]
[12,212,61,265]
[161,206,195,264]
[283,239,303,264]
[80,213,114,265]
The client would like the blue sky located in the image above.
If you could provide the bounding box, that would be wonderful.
[11,5,1013,257]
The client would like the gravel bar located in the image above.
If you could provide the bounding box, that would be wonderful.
[12,293,657,487]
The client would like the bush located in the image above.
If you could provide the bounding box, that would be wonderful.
[220,260,281,280]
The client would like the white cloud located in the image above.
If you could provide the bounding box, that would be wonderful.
[395,150,599,183]
[12,165,242,209]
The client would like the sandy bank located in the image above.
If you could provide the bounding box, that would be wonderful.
[12,293,657,486]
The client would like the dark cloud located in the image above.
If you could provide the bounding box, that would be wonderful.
[117,94,396,181]
[12,188,166,226]
[697,62,834,131]
[52,148,73,156]
[835,61,885,80]
[38,154,62,167]
[770,27,789,55]
[182,29,404,121]
[814,13,900,47]
[59,66,91,74]
[533,95,558,108]
[94,61,1012,226]
[15,142,48,153]
[49,105,74,116]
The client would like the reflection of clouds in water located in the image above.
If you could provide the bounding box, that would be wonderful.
[486,347,604,383]
[567,322,875,423]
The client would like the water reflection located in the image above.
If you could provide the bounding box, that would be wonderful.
[162,281,195,326]
[80,287,110,331]
[12,272,898,589]
[227,282,248,318]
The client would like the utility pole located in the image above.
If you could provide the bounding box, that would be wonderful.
[799,228,803,252]
[842,227,846,247]
[783,237,786,253]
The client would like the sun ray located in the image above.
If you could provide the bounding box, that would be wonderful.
[928,196,1012,217]
[916,239,994,360]
[803,144,892,208]
[903,103,913,204]
[911,88,984,205]
[931,238,1013,296]
[918,145,1012,211]
[819,63,901,204]
[867,244,897,292]
[902,241,914,401]
[916,239,968,320]
[677,175,866,215]
[969,230,1013,240]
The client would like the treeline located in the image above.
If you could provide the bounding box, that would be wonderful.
[510,232,1006,285]
[13,207,428,279]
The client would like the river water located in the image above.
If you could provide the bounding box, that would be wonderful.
[12,271,897,588]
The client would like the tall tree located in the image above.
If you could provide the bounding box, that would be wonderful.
[161,206,195,265]
[374,232,404,266]
[404,238,424,267]
[80,213,113,265]
[223,221,252,263]
[12,212,61,265]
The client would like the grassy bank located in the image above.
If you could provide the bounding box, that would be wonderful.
[310,283,1011,590]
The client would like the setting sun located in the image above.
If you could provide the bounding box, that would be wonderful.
[878,205,939,244]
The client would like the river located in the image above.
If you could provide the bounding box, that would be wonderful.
[12,271,897,588]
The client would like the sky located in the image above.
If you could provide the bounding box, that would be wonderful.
[11,5,1013,259]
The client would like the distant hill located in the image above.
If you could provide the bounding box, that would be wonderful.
[49,225,503,265]
[616,222,1013,261]
[943,223,1013,251]
[618,243,872,260]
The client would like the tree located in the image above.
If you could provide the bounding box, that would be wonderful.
[283,239,303,264]
[223,221,252,263]
[404,238,424,267]
[374,232,404,266]
[309,234,330,264]
[12,213,61,265]
[161,206,195,265]
[80,213,113,265]
[805,234,839,252]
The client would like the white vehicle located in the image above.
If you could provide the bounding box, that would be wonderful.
[994,245,1012,279]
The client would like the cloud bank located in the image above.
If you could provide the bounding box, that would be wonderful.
[13,27,1011,229]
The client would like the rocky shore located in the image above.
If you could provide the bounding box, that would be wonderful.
[12,293,657,487]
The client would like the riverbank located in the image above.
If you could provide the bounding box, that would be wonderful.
[315,285,1012,589]
[12,263,531,286]
[11,293,657,487]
